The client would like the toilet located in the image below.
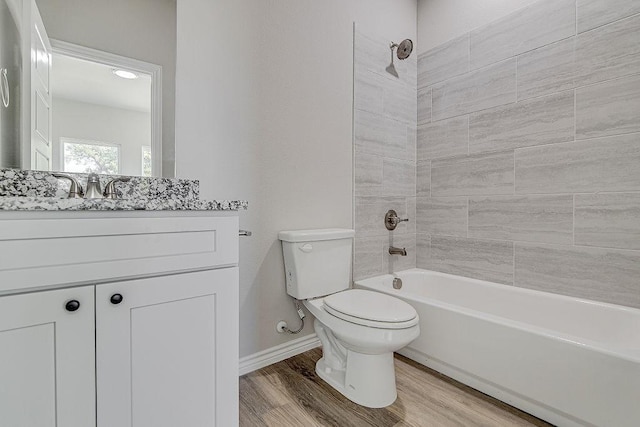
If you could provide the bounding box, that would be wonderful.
[278,228,420,408]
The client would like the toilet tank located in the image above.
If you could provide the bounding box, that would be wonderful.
[278,229,355,299]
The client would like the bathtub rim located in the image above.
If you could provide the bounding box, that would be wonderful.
[355,268,640,364]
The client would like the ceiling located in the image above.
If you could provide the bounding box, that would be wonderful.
[50,54,152,113]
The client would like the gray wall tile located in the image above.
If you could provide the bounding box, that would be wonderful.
[406,126,417,162]
[355,196,409,237]
[354,236,385,280]
[418,34,469,88]
[406,197,417,235]
[432,59,517,121]
[383,158,416,197]
[430,236,514,284]
[469,91,574,154]
[418,116,469,160]
[432,151,514,196]
[515,243,640,308]
[517,38,575,100]
[416,234,431,268]
[354,109,409,159]
[355,30,389,75]
[354,69,384,114]
[575,193,640,250]
[417,161,431,196]
[575,13,640,86]
[577,0,640,33]
[417,197,468,237]
[470,0,575,70]
[576,74,640,140]
[516,134,640,194]
[417,87,432,125]
[468,195,573,244]
[354,153,383,195]
[384,79,417,125]
[355,13,640,308]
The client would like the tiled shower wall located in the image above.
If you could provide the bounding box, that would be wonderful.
[353,28,417,280]
[415,0,640,308]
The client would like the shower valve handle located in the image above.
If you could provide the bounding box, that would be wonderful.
[385,210,409,230]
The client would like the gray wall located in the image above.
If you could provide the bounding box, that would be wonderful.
[415,0,640,308]
[37,0,176,177]
[176,0,417,359]
[353,28,417,280]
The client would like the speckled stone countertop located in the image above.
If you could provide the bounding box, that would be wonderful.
[0,169,248,211]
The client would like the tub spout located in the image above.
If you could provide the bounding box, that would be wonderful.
[389,246,407,256]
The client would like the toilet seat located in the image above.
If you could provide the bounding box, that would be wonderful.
[323,289,418,329]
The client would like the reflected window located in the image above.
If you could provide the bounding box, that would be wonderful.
[62,138,120,174]
[141,146,152,177]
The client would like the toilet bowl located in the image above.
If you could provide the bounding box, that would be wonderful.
[278,229,420,408]
[305,290,419,407]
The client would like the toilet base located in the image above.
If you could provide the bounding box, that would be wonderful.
[314,342,398,408]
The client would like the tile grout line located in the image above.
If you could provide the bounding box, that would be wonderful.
[466,198,470,238]
[512,240,516,286]
[572,194,576,247]
[577,9,640,36]
[427,233,640,255]
[575,0,578,36]
[515,54,519,102]
[513,150,516,195]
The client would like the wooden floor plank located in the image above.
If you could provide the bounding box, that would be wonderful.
[240,348,553,427]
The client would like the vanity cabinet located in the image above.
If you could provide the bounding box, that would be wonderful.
[0,212,240,427]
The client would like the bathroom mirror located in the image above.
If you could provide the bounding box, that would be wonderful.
[0,0,176,177]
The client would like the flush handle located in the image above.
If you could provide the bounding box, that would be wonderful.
[299,243,313,253]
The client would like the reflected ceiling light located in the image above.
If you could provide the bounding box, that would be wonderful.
[112,69,138,79]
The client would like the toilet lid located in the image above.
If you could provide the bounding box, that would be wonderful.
[323,289,417,325]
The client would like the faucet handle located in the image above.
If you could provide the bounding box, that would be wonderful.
[385,209,409,230]
[103,177,131,199]
[52,173,84,198]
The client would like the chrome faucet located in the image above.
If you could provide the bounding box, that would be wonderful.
[84,173,103,199]
[389,246,407,256]
[52,173,83,198]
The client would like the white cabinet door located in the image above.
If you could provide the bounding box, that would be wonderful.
[0,286,96,427]
[96,268,239,427]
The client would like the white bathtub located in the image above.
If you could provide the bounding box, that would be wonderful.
[355,269,640,427]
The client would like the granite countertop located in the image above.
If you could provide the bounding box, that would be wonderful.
[0,169,248,212]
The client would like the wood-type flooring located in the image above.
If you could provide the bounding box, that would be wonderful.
[239,348,553,427]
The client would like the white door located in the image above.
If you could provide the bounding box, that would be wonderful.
[0,286,96,427]
[96,268,239,427]
[28,0,52,170]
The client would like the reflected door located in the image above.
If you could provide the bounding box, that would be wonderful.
[29,0,52,170]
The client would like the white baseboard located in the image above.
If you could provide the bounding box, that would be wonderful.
[239,333,321,376]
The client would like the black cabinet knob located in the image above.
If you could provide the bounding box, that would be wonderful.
[110,293,123,305]
[65,300,80,312]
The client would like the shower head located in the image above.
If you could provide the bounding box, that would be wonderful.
[390,39,413,60]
